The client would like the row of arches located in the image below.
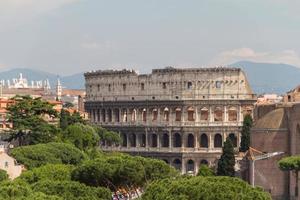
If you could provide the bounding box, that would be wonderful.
[163,158,209,173]
[90,106,243,123]
[120,133,238,148]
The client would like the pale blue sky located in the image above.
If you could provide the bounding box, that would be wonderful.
[0,0,300,75]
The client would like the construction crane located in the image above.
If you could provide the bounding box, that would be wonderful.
[245,147,284,187]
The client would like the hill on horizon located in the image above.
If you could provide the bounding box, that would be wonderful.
[0,61,299,94]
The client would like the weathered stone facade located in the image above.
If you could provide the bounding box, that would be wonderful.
[84,67,256,175]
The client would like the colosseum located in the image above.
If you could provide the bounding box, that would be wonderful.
[84,67,256,175]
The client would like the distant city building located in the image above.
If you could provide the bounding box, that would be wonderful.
[85,67,256,175]
[257,94,283,104]
[284,85,300,103]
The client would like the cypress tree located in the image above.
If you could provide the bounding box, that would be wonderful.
[217,139,235,177]
[239,114,253,152]
[60,109,71,130]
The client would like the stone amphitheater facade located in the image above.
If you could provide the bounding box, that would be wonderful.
[84,67,256,175]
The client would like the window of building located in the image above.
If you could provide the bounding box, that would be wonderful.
[141,83,145,90]
[108,84,111,91]
[152,109,158,121]
[216,81,222,88]
[123,84,126,91]
[4,161,8,168]
[187,81,192,89]
[200,107,209,121]
[163,82,167,89]
[187,107,195,121]
[97,84,100,91]
[175,108,182,121]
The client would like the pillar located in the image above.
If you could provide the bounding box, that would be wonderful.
[194,133,198,149]
[126,133,130,148]
[181,159,186,174]
[145,129,149,148]
[224,106,228,122]
[209,106,213,122]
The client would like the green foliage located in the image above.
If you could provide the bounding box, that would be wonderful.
[10,142,86,169]
[278,156,300,171]
[32,180,111,200]
[18,164,74,184]
[217,139,235,177]
[62,123,100,150]
[240,114,253,152]
[197,165,215,177]
[72,154,178,190]
[95,126,121,146]
[6,95,59,146]
[141,176,271,200]
[60,109,85,130]
[0,169,8,182]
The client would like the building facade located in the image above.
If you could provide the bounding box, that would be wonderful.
[84,67,256,174]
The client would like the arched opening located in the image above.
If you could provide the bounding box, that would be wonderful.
[163,159,169,164]
[214,134,222,148]
[114,108,120,122]
[200,159,209,165]
[214,107,223,122]
[142,108,147,122]
[122,109,127,122]
[101,109,106,122]
[163,107,169,121]
[200,133,208,148]
[107,109,112,122]
[162,133,169,147]
[228,133,237,147]
[200,107,209,121]
[152,108,158,121]
[187,134,195,148]
[139,134,146,147]
[131,109,136,122]
[173,159,181,170]
[173,133,182,147]
[186,160,195,173]
[187,107,195,121]
[228,107,237,121]
[175,108,182,121]
[121,133,127,147]
[150,134,157,147]
[129,133,136,147]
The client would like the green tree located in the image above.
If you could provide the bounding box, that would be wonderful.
[240,114,253,152]
[62,123,100,150]
[197,165,215,177]
[278,156,300,198]
[141,176,271,200]
[6,95,58,146]
[10,142,86,169]
[59,110,85,130]
[0,169,8,182]
[95,126,121,146]
[217,139,235,177]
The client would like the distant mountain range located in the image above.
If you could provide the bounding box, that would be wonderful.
[0,61,299,94]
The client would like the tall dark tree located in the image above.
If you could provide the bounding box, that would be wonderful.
[240,114,253,152]
[217,139,235,177]
[59,109,85,130]
[6,95,58,146]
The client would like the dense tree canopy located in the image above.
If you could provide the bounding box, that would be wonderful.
[10,142,86,169]
[95,127,121,146]
[60,109,85,130]
[217,139,235,177]
[0,169,8,182]
[6,95,59,146]
[197,165,215,177]
[240,114,253,152]
[61,123,100,150]
[141,176,271,200]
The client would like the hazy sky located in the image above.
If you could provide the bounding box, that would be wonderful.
[0,0,300,75]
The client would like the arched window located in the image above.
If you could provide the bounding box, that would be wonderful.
[186,160,195,173]
[142,108,147,122]
[200,159,208,165]
[214,107,223,122]
[150,134,157,147]
[101,109,106,122]
[164,107,169,121]
[173,133,182,147]
[228,107,237,122]
[175,108,182,121]
[200,107,209,121]
[107,109,112,122]
[152,108,158,121]
[129,133,136,147]
[162,133,169,147]
[139,134,146,147]
[114,108,120,122]
[121,133,127,147]
[228,133,237,147]
[131,109,136,122]
[187,134,194,148]
[200,134,208,148]
[173,159,181,170]
[187,107,195,121]
[214,134,222,148]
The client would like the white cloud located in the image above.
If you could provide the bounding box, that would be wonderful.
[211,48,300,67]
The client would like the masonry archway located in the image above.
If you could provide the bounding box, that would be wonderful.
[187,134,195,148]
[162,133,169,147]
[173,133,182,147]
[186,160,195,173]
[214,134,222,148]
[200,133,208,148]
[173,159,181,171]
[129,133,136,147]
